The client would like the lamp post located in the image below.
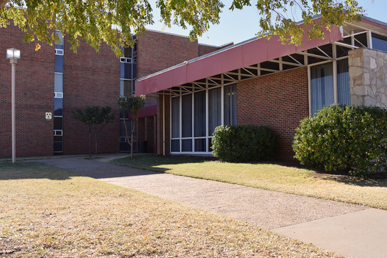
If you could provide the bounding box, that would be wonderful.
[6,48,21,163]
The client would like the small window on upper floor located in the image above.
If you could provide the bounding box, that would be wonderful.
[372,33,387,53]
[55,31,64,50]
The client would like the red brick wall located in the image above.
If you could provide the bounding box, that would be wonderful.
[0,24,54,158]
[137,31,199,79]
[156,95,170,155]
[237,67,309,160]
[63,39,120,155]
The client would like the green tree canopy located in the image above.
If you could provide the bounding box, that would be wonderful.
[0,0,363,56]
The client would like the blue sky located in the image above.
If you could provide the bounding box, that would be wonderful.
[146,0,387,46]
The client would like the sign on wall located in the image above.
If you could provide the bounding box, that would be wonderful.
[45,112,52,121]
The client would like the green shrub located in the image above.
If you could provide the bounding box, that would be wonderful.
[293,104,387,176]
[211,125,278,163]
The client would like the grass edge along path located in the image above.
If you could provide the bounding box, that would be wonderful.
[0,161,342,257]
[109,154,387,210]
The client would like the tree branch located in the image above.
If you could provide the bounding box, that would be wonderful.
[0,0,8,9]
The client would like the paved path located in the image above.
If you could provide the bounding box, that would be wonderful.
[39,156,387,258]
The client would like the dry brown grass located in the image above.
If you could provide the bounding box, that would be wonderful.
[0,161,342,257]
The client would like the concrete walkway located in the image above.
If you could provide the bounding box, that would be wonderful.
[39,156,387,258]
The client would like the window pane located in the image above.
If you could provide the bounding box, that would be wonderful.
[354,33,367,48]
[120,63,134,79]
[55,55,64,73]
[120,80,132,97]
[231,84,237,125]
[337,59,351,105]
[133,63,137,79]
[54,117,62,130]
[120,120,128,137]
[54,98,63,116]
[208,88,221,136]
[224,84,237,125]
[120,120,136,141]
[171,140,180,152]
[311,63,334,115]
[372,33,387,53]
[122,47,133,58]
[54,73,63,92]
[54,141,63,152]
[208,138,213,152]
[195,139,206,152]
[194,91,206,137]
[182,139,192,152]
[55,31,64,50]
[172,97,180,138]
[336,45,351,58]
[182,94,192,137]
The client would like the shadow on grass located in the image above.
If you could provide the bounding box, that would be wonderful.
[111,154,387,188]
[109,154,206,174]
[0,161,73,180]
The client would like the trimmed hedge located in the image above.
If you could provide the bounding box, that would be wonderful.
[293,104,387,176]
[211,125,278,163]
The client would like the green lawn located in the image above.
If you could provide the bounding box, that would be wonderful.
[110,154,387,210]
[0,161,341,257]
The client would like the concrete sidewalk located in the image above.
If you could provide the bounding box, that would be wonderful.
[39,156,387,258]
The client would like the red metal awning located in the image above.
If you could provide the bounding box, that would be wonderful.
[136,25,343,96]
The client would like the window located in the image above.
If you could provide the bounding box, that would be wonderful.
[55,31,64,50]
[372,33,387,53]
[55,55,64,73]
[182,94,192,138]
[194,91,206,137]
[54,73,63,92]
[54,117,62,130]
[311,63,334,115]
[310,58,350,115]
[337,59,351,105]
[170,84,238,154]
[208,88,221,136]
[120,80,133,97]
[54,98,63,116]
[224,84,237,125]
[171,97,180,139]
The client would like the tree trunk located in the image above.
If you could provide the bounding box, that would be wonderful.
[131,130,134,158]
[94,126,98,154]
[88,125,91,159]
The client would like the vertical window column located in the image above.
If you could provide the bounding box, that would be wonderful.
[54,31,64,154]
[119,42,138,151]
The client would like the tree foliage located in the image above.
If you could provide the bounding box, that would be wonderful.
[1,0,363,56]
[117,95,146,158]
[71,105,115,158]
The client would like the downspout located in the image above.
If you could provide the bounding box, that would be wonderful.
[163,92,165,156]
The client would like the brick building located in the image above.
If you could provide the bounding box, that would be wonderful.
[0,25,230,158]
[136,17,387,160]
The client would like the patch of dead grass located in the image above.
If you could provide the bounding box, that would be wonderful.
[0,161,341,257]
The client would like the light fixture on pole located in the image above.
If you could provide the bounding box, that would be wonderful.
[6,48,21,163]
